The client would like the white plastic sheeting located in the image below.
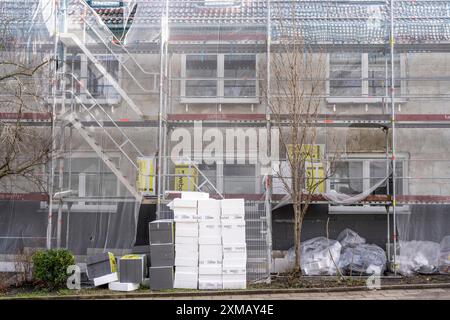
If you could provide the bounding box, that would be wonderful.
[287,237,342,276]
[396,240,441,276]
[439,236,450,274]
[339,244,387,275]
[336,228,366,248]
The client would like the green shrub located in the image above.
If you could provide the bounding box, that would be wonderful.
[32,249,75,289]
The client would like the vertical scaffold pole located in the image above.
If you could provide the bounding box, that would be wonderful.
[265,0,273,280]
[390,0,397,274]
[47,0,60,250]
[157,0,169,218]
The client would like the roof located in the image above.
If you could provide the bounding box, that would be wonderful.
[1,1,450,44]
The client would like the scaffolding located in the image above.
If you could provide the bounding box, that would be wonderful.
[1,0,450,279]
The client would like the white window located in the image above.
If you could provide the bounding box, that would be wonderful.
[222,164,257,194]
[181,54,259,104]
[201,0,241,7]
[56,54,121,105]
[52,153,122,212]
[327,52,405,104]
[328,153,409,214]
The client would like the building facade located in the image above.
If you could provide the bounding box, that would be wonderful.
[1,0,450,280]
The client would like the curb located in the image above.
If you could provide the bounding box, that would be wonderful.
[2,282,450,300]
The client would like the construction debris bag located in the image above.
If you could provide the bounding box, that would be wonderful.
[397,240,441,276]
[439,235,450,274]
[293,237,342,276]
[337,228,366,248]
[338,244,387,275]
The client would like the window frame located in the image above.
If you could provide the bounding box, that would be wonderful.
[51,152,122,212]
[53,53,122,106]
[326,52,407,104]
[180,53,259,104]
[327,153,410,214]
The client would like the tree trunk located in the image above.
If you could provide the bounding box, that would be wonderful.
[293,202,303,273]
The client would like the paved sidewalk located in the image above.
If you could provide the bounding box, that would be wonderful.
[136,288,450,300]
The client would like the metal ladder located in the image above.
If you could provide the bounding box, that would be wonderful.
[60,73,144,201]
[66,0,159,93]
[59,32,144,119]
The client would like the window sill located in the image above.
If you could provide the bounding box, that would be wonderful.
[326,97,407,104]
[180,97,259,104]
[328,204,410,214]
[47,97,122,105]
[49,204,118,213]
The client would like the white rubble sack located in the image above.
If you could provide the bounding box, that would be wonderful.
[439,235,450,274]
[337,228,366,248]
[397,240,441,276]
[338,244,387,275]
[287,237,342,275]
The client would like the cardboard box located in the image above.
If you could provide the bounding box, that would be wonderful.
[175,256,199,267]
[199,221,221,237]
[175,243,198,254]
[173,198,197,213]
[222,274,246,290]
[149,266,173,290]
[93,272,118,287]
[220,214,245,221]
[222,258,246,269]
[175,235,199,245]
[199,264,222,275]
[198,274,222,290]
[175,266,198,274]
[174,272,198,289]
[173,211,198,222]
[175,244,198,267]
[223,244,246,261]
[222,266,246,275]
[131,245,151,272]
[199,244,222,264]
[108,281,139,292]
[221,221,246,244]
[221,199,245,216]
[119,254,147,284]
[150,244,174,267]
[199,236,222,245]
[197,199,221,220]
[86,252,117,280]
[149,220,174,244]
[175,221,199,237]
[181,192,209,200]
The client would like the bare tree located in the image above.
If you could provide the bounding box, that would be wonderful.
[262,0,340,273]
[0,13,52,193]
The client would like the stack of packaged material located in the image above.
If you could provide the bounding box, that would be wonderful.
[439,235,450,274]
[149,220,175,290]
[109,254,147,292]
[173,193,204,289]
[198,198,222,290]
[221,199,247,289]
[86,252,118,287]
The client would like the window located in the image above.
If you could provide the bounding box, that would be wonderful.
[181,54,258,104]
[185,55,217,98]
[201,0,241,7]
[328,52,402,103]
[87,55,120,101]
[87,1,123,8]
[57,54,121,104]
[52,154,122,212]
[328,154,409,213]
[330,156,405,196]
[223,164,256,194]
[329,53,362,97]
[368,52,401,97]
